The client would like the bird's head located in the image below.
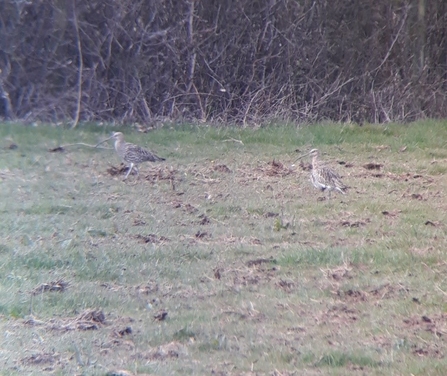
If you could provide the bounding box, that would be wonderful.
[96,132,124,147]
[111,132,124,140]
[308,148,319,157]
[292,148,319,166]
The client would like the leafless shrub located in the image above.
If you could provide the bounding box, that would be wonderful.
[0,0,446,125]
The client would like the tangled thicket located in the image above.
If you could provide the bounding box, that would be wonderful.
[0,0,446,125]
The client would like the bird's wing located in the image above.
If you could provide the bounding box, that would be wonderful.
[126,143,165,162]
[325,168,347,190]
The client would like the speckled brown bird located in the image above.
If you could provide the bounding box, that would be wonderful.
[110,132,165,179]
[301,148,347,197]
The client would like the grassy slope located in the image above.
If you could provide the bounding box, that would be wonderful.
[1,121,447,375]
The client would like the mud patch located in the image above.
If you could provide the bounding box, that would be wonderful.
[135,234,170,244]
[30,279,69,295]
[403,313,447,338]
[213,164,232,173]
[134,341,188,360]
[107,165,128,176]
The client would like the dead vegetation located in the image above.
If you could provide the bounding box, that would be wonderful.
[3,1,447,125]
[24,309,107,332]
[30,279,69,295]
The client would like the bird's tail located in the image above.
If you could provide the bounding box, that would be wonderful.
[335,182,348,194]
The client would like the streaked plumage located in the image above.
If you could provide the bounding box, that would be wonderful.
[111,132,165,179]
[305,149,347,197]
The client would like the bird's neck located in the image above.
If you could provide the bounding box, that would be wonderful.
[115,139,124,151]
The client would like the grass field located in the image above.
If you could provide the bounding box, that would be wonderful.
[1,121,447,375]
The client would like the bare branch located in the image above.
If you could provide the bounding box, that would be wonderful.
[70,0,83,129]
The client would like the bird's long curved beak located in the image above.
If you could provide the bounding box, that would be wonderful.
[292,151,311,164]
[95,133,114,147]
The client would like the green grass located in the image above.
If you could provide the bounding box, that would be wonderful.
[2,120,447,375]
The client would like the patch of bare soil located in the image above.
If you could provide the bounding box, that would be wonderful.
[316,212,371,231]
[340,219,370,228]
[335,283,409,303]
[381,210,401,218]
[276,278,295,292]
[48,146,64,153]
[133,341,188,360]
[186,234,263,247]
[336,288,367,303]
[399,314,447,358]
[317,304,360,327]
[132,217,146,226]
[321,265,353,282]
[135,234,170,244]
[153,310,168,321]
[195,230,209,239]
[424,220,439,227]
[363,163,383,170]
[171,199,199,214]
[246,256,277,267]
[107,164,129,176]
[133,281,159,295]
[412,344,444,358]
[298,160,312,171]
[382,172,434,184]
[403,313,447,338]
[101,282,164,312]
[265,160,293,177]
[219,261,280,294]
[369,283,409,300]
[144,167,176,183]
[21,351,60,366]
[213,164,232,173]
[318,220,351,232]
[30,279,69,295]
[113,326,133,337]
[107,165,177,185]
[198,213,210,225]
[183,203,198,214]
[337,159,352,167]
[105,370,135,376]
[246,160,293,179]
[353,167,435,187]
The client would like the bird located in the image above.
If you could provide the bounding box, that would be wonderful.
[300,148,347,197]
[107,132,165,179]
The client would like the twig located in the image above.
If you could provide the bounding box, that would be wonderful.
[221,138,244,145]
[186,0,196,94]
[373,6,408,74]
[243,87,264,126]
[57,142,112,149]
[72,341,84,366]
[436,285,447,296]
[209,216,227,226]
[70,0,83,129]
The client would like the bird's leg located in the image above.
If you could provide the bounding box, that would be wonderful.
[125,163,134,179]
